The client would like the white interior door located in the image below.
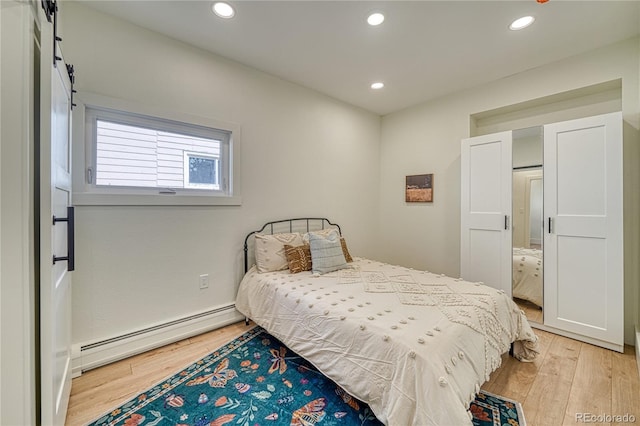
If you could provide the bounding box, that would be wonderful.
[40,28,73,425]
[543,112,623,352]
[461,132,513,295]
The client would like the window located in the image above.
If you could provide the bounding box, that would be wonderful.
[79,104,240,205]
[184,152,219,189]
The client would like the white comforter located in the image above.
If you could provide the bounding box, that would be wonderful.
[235,258,538,426]
[512,248,543,307]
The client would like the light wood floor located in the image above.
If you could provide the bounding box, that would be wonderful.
[66,322,640,426]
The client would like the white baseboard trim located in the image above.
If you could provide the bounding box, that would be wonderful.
[528,322,624,353]
[71,304,244,377]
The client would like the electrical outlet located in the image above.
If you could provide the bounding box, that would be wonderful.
[199,274,209,289]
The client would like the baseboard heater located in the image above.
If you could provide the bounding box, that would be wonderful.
[72,303,244,377]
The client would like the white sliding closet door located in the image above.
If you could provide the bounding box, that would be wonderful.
[543,112,623,352]
[461,132,512,295]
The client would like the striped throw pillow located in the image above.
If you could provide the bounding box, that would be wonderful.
[309,230,348,274]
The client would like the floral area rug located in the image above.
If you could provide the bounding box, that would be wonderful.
[88,326,525,426]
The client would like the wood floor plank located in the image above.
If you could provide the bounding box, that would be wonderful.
[612,346,640,426]
[69,357,132,396]
[188,322,248,347]
[562,343,613,425]
[481,327,554,401]
[521,334,582,426]
[129,340,213,376]
[66,378,140,426]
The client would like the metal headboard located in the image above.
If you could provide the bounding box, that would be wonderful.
[243,218,342,273]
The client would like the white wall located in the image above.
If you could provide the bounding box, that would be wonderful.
[379,37,640,344]
[60,3,381,347]
[0,1,36,424]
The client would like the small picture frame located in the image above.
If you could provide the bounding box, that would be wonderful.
[406,174,433,202]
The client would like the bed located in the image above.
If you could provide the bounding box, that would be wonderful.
[235,218,539,426]
[512,247,543,308]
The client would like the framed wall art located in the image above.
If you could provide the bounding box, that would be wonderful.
[405,174,433,202]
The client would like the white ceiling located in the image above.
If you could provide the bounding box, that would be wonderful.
[78,0,640,116]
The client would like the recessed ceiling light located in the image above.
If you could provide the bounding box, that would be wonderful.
[212,2,235,19]
[371,82,384,90]
[509,16,535,30]
[367,12,385,26]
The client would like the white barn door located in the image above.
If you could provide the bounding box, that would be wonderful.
[543,112,623,352]
[461,132,512,295]
[40,22,73,425]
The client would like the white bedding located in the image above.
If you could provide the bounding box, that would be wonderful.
[512,248,543,307]
[235,257,539,426]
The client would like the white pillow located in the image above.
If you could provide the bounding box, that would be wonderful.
[254,232,304,273]
[308,230,348,274]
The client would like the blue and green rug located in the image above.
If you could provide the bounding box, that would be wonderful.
[88,326,525,426]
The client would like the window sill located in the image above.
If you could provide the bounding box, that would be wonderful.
[73,193,242,206]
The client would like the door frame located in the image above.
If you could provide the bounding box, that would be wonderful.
[0,1,39,424]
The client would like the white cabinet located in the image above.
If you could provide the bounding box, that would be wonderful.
[461,112,624,352]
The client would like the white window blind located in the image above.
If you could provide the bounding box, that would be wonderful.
[85,106,232,198]
[95,119,222,189]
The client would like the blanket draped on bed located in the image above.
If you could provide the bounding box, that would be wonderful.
[235,258,538,426]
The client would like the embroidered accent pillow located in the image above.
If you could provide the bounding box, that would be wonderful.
[308,230,348,274]
[284,244,312,274]
[303,229,353,263]
[254,232,304,273]
[340,238,353,263]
